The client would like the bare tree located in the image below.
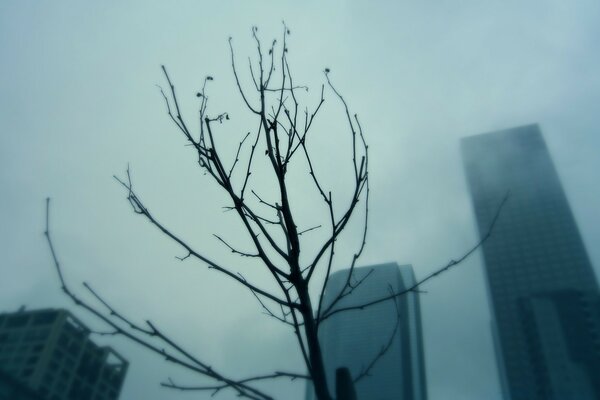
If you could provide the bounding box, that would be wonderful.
[45,25,507,400]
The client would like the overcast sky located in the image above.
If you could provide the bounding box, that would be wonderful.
[2,1,600,399]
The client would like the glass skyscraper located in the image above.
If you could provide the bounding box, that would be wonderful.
[461,125,600,400]
[307,262,427,400]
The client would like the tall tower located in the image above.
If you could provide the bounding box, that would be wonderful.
[308,262,427,400]
[461,124,600,400]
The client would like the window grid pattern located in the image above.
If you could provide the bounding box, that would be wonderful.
[0,309,127,400]
[462,125,600,400]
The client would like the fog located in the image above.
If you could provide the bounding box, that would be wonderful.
[2,1,600,399]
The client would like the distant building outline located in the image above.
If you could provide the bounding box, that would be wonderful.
[461,124,600,400]
[307,262,427,400]
[0,308,128,400]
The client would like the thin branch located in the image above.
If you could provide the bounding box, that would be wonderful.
[44,198,274,400]
[321,192,510,321]
[252,190,279,211]
[228,132,251,180]
[214,234,260,258]
[162,371,310,393]
[113,173,294,308]
[229,37,260,115]
[246,285,297,327]
[240,121,263,199]
[317,121,370,320]
[264,85,309,92]
[353,286,401,383]
[298,225,322,236]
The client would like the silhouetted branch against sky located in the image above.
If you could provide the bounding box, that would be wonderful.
[352,286,403,384]
[44,24,369,400]
[318,193,510,322]
[45,198,275,400]
[44,23,505,400]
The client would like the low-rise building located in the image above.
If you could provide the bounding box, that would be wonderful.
[0,308,127,400]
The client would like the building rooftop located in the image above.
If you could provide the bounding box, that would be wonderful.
[0,308,128,400]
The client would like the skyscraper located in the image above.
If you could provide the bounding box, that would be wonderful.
[0,308,128,400]
[308,262,427,400]
[461,124,600,400]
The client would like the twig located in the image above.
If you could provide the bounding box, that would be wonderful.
[321,192,510,321]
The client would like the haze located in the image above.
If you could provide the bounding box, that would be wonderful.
[2,1,600,399]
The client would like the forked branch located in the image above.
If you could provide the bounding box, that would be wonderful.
[319,192,510,322]
[44,198,276,400]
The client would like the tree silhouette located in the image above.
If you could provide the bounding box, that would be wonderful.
[45,25,506,400]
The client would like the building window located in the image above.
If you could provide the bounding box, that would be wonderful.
[33,311,57,325]
[6,315,29,328]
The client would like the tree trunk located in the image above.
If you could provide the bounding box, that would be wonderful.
[335,368,357,400]
[297,281,332,400]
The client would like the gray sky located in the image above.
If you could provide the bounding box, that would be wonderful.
[2,1,600,399]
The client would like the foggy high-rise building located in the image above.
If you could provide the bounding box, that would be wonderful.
[0,308,128,400]
[461,125,600,400]
[307,262,427,400]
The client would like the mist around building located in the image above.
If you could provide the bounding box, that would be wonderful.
[305,124,600,399]
[4,2,600,400]
[2,125,599,400]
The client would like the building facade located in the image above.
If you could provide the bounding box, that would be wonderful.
[0,368,44,400]
[461,124,600,400]
[308,262,427,400]
[0,309,128,400]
